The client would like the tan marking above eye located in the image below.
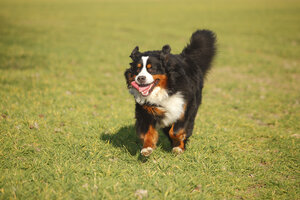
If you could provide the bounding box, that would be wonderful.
[146,64,152,68]
[137,63,142,68]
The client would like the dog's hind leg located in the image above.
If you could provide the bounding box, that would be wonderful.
[168,101,198,154]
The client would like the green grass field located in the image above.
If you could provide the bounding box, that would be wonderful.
[0,0,299,199]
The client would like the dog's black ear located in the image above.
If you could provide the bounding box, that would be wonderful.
[162,45,171,54]
[130,46,141,60]
[160,45,171,62]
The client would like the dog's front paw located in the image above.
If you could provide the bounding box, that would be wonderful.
[172,147,183,154]
[141,147,153,157]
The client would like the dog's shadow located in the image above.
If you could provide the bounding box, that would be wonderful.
[100,125,172,156]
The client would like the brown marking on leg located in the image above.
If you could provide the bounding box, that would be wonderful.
[169,124,186,151]
[140,125,158,156]
[141,125,158,149]
[143,105,165,117]
[152,74,168,89]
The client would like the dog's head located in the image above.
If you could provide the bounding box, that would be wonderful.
[124,45,171,97]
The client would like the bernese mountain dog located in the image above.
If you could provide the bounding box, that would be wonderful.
[124,30,216,156]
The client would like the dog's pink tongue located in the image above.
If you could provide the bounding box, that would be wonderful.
[131,81,153,96]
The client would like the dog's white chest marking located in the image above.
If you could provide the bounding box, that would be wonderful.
[158,92,185,127]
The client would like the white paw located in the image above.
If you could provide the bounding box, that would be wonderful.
[141,147,153,157]
[172,147,183,154]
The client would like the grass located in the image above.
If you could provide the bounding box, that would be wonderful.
[0,0,299,199]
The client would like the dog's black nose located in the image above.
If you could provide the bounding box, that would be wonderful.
[137,76,146,84]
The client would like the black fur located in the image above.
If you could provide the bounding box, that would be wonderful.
[124,30,216,154]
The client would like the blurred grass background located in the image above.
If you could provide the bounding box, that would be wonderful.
[0,0,299,199]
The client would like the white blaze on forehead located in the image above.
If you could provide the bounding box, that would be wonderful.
[135,56,154,85]
[142,56,149,68]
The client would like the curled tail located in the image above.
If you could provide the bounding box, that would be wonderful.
[181,30,217,76]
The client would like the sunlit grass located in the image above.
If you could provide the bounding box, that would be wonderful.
[0,0,299,199]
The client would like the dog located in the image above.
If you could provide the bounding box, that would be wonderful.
[124,30,216,156]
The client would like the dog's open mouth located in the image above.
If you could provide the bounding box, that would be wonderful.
[131,80,159,96]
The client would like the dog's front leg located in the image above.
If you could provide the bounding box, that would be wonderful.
[138,124,158,157]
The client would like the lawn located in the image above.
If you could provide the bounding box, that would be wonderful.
[0,0,299,199]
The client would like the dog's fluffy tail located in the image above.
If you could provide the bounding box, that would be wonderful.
[181,30,216,77]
